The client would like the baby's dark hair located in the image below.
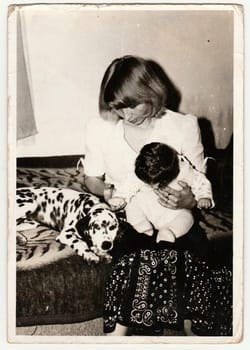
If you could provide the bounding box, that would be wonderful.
[135,142,180,188]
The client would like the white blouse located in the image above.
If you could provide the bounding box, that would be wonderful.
[84,109,207,194]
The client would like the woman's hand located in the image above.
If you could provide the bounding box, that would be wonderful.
[154,181,197,210]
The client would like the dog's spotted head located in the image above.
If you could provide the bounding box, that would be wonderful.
[76,205,119,256]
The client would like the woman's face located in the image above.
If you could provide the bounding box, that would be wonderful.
[115,103,156,126]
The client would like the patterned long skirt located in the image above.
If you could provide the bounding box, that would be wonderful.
[103,247,232,336]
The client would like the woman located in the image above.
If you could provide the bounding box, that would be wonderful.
[84,55,232,336]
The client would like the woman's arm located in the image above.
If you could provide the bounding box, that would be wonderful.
[84,176,105,197]
[85,176,115,202]
[84,118,112,200]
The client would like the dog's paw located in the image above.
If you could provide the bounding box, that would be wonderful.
[83,250,100,264]
[56,233,69,245]
[101,254,113,264]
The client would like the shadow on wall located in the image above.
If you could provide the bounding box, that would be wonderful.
[198,117,233,210]
[156,61,233,209]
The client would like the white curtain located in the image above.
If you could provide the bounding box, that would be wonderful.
[16,9,37,140]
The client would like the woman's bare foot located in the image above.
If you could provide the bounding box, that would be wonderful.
[184,319,197,336]
[106,323,130,336]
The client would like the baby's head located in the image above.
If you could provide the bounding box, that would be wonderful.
[135,142,180,188]
[99,55,168,121]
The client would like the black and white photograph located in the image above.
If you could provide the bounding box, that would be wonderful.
[7,2,243,344]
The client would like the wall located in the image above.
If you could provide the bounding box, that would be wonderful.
[16,5,233,157]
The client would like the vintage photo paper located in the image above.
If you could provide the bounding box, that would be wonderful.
[7,2,243,345]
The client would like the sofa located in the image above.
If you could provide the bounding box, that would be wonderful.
[16,154,233,327]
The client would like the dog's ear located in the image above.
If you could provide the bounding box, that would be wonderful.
[75,216,93,248]
[75,215,90,234]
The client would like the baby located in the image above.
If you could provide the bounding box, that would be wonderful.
[125,142,213,243]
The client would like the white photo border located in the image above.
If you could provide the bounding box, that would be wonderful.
[4,1,244,346]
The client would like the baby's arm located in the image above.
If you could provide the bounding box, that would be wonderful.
[191,170,215,209]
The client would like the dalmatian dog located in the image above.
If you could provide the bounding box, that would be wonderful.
[16,187,119,263]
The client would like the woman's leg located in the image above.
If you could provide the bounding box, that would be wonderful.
[183,250,232,336]
[106,323,130,336]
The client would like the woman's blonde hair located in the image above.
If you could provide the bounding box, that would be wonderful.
[99,55,168,121]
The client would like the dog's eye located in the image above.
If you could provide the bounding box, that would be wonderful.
[93,223,100,230]
[109,224,117,231]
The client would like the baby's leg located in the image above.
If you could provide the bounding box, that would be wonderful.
[156,209,194,243]
[164,210,194,239]
[156,228,176,243]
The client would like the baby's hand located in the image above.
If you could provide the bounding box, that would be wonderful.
[197,198,212,210]
[108,197,127,211]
